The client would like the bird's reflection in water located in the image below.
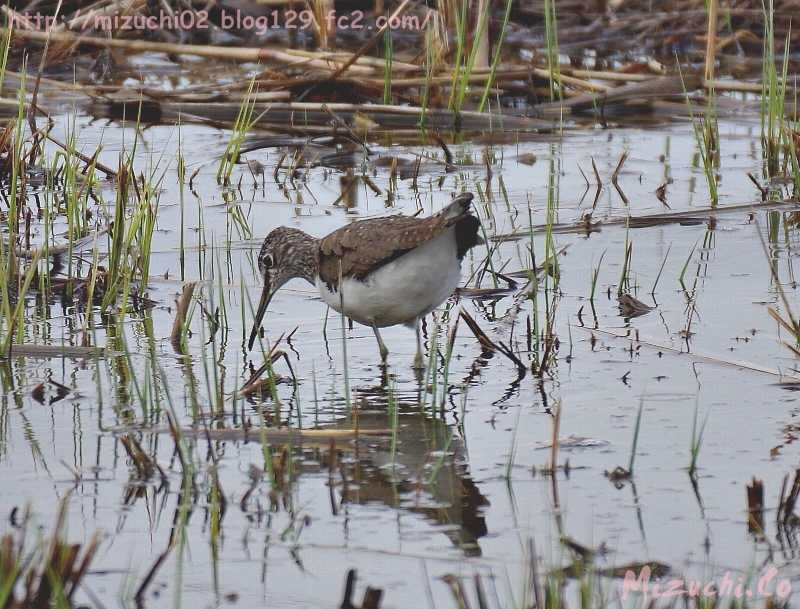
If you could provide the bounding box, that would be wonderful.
[313,384,490,556]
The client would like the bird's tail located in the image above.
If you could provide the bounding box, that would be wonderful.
[440,192,475,221]
[441,192,485,257]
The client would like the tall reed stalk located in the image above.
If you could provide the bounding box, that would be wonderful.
[448,0,491,113]
[760,0,790,179]
[383,29,393,105]
[478,0,514,112]
[543,0,561,101]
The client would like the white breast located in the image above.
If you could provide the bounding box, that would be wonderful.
[315,227,462,327]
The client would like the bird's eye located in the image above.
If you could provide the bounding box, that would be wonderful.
[263,254,274,270]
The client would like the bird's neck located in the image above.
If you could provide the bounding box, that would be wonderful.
[288,230,320,285]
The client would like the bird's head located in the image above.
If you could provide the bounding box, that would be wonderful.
[248,227,317,351]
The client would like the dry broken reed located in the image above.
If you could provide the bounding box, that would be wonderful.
[4,0,797,136]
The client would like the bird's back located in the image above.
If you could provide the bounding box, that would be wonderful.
[316,193,480,290]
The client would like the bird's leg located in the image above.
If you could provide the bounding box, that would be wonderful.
[372,323,389,364]
[413,318,425,370]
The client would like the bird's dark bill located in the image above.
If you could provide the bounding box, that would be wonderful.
[247,282,272,350]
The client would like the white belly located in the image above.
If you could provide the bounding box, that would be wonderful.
[315,228,462,327]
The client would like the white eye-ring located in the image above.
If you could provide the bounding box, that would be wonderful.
[263,253,274,269]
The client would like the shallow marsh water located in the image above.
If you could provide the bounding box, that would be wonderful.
[2,91,800,609]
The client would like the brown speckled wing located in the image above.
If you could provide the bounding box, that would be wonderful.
[317,193,478,289]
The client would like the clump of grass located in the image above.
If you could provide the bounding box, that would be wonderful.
[101,163,131,311]
[760,0,790,179]
[0,501,100,609]
[100,159,162,315]
[217,77,260,184]
[0,72,45,355]
[133,171,162,286]
[54,117,92,284]
[0,249,42,356]
[678,62,719,205]
[448,0,491,113]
